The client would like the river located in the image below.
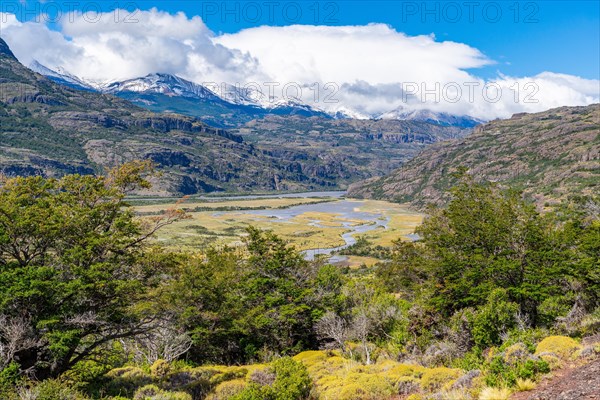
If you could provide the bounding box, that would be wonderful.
[241,198,394,262]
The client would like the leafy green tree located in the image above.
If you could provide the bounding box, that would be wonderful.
[0,162,183,378]
[168,227,346,364]
[236,227,320,359]
[414,175,564,323]
[164,247,247,364]
[377,240,428,295]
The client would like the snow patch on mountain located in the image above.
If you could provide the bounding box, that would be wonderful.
[29,62,484,126]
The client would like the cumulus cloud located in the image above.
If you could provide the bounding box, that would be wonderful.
[0,9,597,120]
[1,8,259,84]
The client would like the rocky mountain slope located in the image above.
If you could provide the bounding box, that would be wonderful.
[348,104,600,206]
[0,38,471,195]
[0,38,345,194]
[232,115,468,183]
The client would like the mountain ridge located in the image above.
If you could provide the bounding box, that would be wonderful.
[29,61,483,128]
[0,37,472,195]
[348,104,600,207]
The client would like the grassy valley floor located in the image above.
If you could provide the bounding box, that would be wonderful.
[134,195,422,266]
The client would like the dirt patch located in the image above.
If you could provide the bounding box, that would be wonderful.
[511,357,600,400]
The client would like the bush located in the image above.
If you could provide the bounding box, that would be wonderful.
[230,383,272,400]
[150,360,171,379]
[484,356,549,387]
[209,379,247,400]
[535,336,581,359]
[321,374,394,400]
[0,362,21,393]
[270,357,312,400]
[133,384,192,400]
[104,367,152,397]
[232,357,311,400]
[469,290,518,349]
[20,379,90,400]
[503,343,530,365]
[420,367,462,391]
[537,354,562,370]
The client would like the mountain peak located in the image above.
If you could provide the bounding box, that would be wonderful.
[0,37,17,60]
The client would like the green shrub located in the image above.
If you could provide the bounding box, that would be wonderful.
[484,356,549,387]
[270,357,312,400]
[470,290,518,349]
[230,383,273,400]
[0,362,21,393]
[231,357,311,400]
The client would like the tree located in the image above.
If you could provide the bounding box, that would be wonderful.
[316,281,405,364]
[236,227,320,360]
[415,175,564,323]
[0,162,184,379]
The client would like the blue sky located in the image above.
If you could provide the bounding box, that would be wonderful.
[1,0,598,119]
[9,0,599,79]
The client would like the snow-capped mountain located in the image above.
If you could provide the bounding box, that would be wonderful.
[29,62,483,128]
[377,107,484,127]
[29,61,94,91]
[101,73,222,101]
[329,106,372,120]
[210,83,267,107]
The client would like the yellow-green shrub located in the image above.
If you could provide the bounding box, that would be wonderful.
[209,379,247,400]
[133,384,192,400]
[293,350,329,367]
[104,366,152,397]
[24,379,90,400]
[420,367,462,391]
[382,363,426,379]
[535,336,581,359]
[503,343,530,365]
[538,354,562,370]
[321,374,395,400]
[150,359,171,379]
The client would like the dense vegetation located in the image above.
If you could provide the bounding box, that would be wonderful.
[0,165,598,400]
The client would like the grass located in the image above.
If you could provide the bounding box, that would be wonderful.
[515,378,537,392]
[479,387,512,400]
[136,197,423,253]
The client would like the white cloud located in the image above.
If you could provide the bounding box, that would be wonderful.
[0,9,598,120]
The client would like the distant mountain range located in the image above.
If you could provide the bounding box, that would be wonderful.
[348,104,600,207]
[0,37,472,195]
[29,61,483,129]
